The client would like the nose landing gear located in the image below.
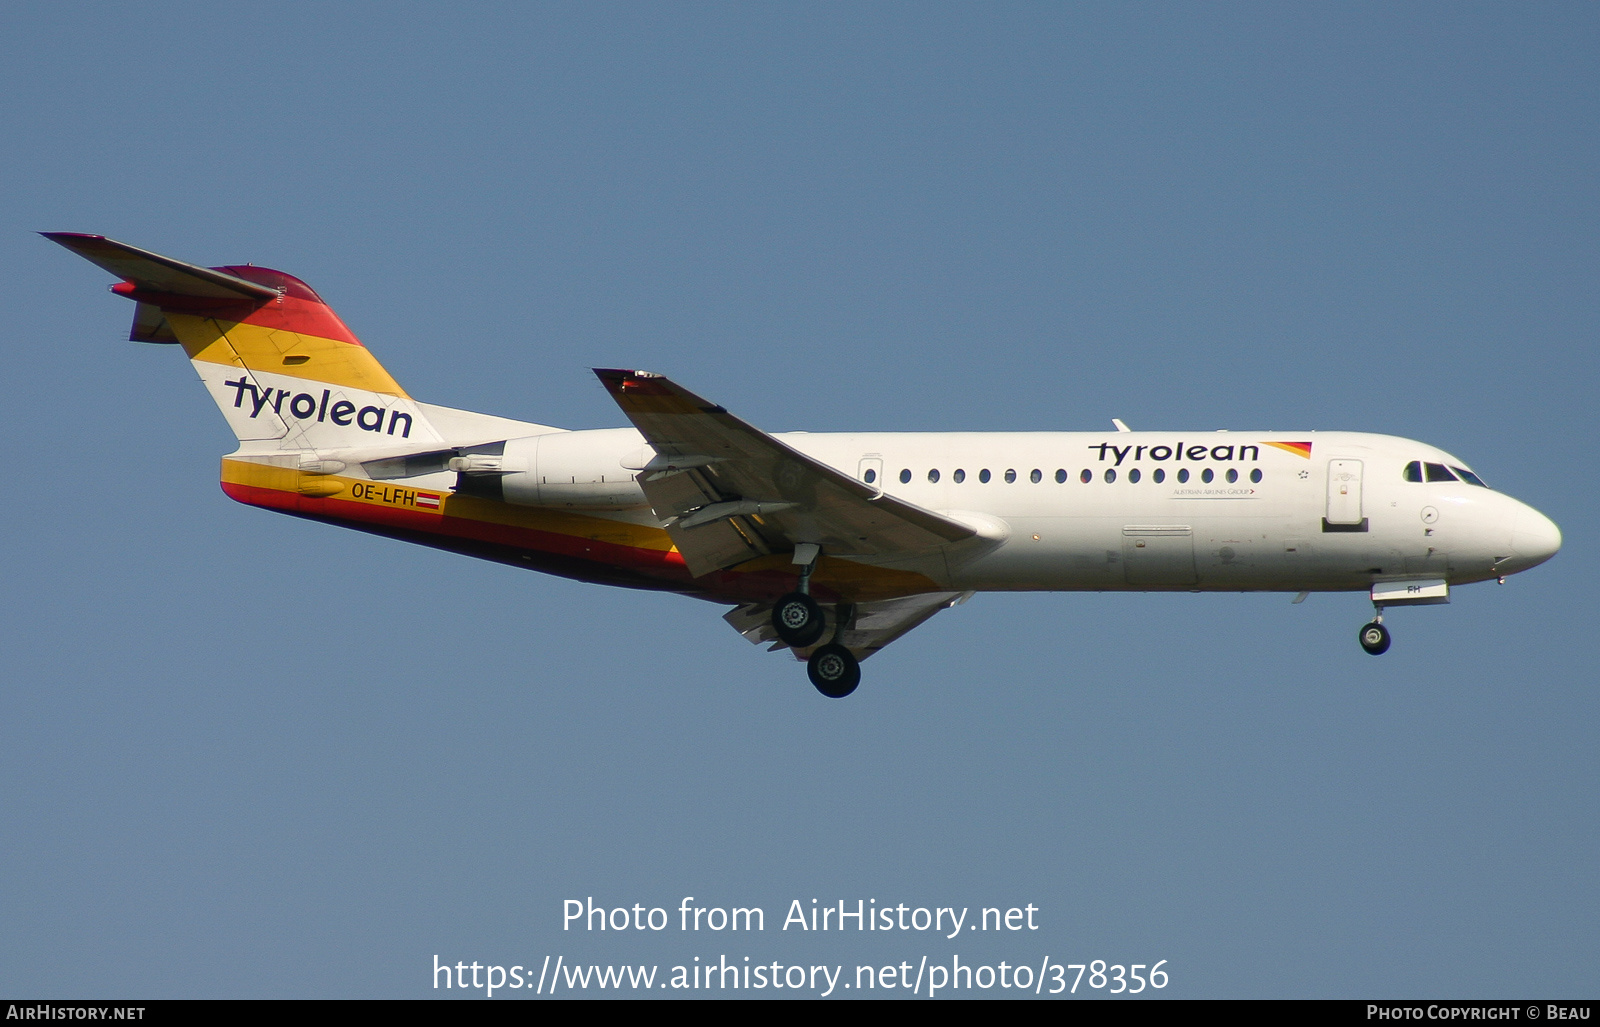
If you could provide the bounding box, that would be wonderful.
[1359,605,1391,655]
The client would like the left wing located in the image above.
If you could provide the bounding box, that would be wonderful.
[594,369,976,577]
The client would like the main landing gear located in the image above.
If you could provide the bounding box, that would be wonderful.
[772,591,825,648]
[1359,605,1391,655]
[807,644,861,698]
[771,545,861,698]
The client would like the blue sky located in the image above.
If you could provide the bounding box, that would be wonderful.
[2,2,1595,998]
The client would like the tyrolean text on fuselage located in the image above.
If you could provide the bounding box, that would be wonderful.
[1090,442,1260,466]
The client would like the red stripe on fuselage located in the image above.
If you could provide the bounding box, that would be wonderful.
[219,481,815,604]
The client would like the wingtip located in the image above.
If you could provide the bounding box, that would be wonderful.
[594,368,676,398]
[594,368,666,384]
[40,231,100,245]
[40,232,116,256]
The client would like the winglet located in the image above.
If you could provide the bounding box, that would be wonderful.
[40,232,279,300]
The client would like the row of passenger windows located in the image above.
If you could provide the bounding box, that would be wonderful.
[861,459,1487,489]
[1403,461,1488,487]
[865,466,1265,485]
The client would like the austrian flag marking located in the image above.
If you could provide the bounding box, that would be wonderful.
[347,481,446,512]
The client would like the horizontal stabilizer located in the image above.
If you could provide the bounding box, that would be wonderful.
[40,233,280,300]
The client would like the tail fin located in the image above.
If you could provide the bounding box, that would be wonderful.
[44,233,441,451]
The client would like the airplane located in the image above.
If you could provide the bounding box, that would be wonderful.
[45,232,1563,698]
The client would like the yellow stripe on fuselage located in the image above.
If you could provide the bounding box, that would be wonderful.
[726,553,942,600]
[219,460,943,601]
[220,459,677,551]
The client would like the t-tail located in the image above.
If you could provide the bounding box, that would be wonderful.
[42,233,443,452]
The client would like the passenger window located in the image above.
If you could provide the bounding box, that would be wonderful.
[1177,468,1189,483]
[863,468,876,483]
[1104,468,1116,483]
[1080,469,1092,483]
[979,468,991,483]
[1250,468,1262,483]
[1425,463,1458,482]
[953,468,966,483]
[1030,468,1042,483]
[927,469,940,483]
[1201,468,1214,483]
[1403,461,1423,482]
[1225,468,1238,483]
[899,469,911,484]
[1453,467,1488,487]
[1153,468,1165,483]
[1055,469,1067,483]
[1005,469,1017,483]
[1129,468,1141,483]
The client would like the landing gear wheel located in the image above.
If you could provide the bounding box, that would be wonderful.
[1359,621,1391,655]
[807,644,861,698]
[772,592,826,648]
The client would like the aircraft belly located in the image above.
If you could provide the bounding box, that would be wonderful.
[950,517,1124,591]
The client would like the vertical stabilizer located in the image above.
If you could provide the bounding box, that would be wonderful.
[44,233,442,452]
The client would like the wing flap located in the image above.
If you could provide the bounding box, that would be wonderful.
[724,590,970,662]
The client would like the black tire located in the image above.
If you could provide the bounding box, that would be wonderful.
[1359,621,1391,655]
[772,592,826,648]
[807,644,861,698]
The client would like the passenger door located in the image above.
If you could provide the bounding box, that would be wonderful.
[1326,459,1364,526]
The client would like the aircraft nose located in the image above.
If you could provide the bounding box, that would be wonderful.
[1511,505,1562,570]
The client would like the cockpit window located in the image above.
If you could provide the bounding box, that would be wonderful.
[1452,466,1489,488]
[1424,462,1458,482]
[1403,461,1423,482]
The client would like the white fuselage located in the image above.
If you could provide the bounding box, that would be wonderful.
[439,425,1561,595]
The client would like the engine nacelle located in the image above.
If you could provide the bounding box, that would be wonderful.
[453,428,649,510]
